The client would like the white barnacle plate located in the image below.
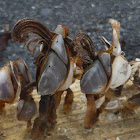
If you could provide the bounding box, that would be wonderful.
[110,56,131,89]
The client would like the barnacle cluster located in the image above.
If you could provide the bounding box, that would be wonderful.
[0,18,139,139]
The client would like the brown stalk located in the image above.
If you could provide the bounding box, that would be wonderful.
[84,94,97,129]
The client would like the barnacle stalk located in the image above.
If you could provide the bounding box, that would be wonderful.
[84,94,97,129]
[0,101,5,113]
[63,88,74,114]
[31,95,52,139]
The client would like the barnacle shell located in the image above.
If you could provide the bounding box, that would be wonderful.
[105,100,119,110]
[98,51,111,77]
[17,99,37,121]
[108,19,121,56]
[104,19,121,56]
[51,34,68,64]
[38,51,67,95]
[110,19,120,39]
[0,67,15,102]
[10,61,21,99]
[110,56,131,89]
[80,60,108,94]
[101,36,111,50]
[59,59,74,91]
[14,58,32,85]
[54,25,69,38]
[10,61,21,86]
[112,29,121,56]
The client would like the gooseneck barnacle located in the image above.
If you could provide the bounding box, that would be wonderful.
[12,18,53,53]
